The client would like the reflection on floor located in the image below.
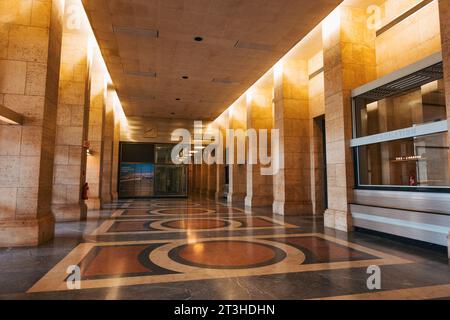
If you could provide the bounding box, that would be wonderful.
[1,198,450,300]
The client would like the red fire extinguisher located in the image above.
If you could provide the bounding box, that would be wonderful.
[82,182,89,200]
[409,173,417,186]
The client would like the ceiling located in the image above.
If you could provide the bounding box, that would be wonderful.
[82,0,343,120]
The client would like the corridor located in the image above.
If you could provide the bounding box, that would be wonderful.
[1,198,449,300]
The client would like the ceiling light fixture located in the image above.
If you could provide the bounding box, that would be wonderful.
[182,76,189,79]
[194,36,203,42]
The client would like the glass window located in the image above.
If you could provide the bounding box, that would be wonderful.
[155,144,176,164]
[357,132,449,188]
[355,80,447,138]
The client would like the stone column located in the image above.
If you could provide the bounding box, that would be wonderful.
[273,59,312,215]
[245,86,274,208]
[200,162,208,196]
[187,163,194,196]
[321,5,376,231]
[0,0,65,246]
[99,85,115,206]
[52,0,90,222]
[85,49,105,210]
[227,99,247,204]
[215,112,229,201]
[111,111,120,200]
[193,164,201,195]
[438,0,450,259]
[207,163,217,198]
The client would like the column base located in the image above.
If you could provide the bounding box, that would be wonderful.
[245,195,273,208]
[215,191,225,201]
[85,198,101,210]
[324,209,353,232]
[52,203,87,222]
[227,193,246,204]
[273,201,313,216]
[101,195,112,207]
[0,214,55,247]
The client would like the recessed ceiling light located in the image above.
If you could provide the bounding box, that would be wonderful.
[170,112,175,115]
[194,36,203,42]
[175,98,181,101]
[182,76,189,79]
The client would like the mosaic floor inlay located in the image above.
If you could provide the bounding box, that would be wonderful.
[28,232,410,293]
[91,216,296,235]
[1,198,446,300]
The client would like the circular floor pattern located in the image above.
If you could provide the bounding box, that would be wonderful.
[153,202,200,207]
[150,208,216,215]
[161,219,229,230]
[169,241,287,269]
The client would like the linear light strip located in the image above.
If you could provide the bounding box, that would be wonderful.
[350,120,448,147]
[376,0,435,37]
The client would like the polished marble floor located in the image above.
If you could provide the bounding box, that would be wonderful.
[1,198,450,300]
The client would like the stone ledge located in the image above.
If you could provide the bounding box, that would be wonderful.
[52,203,87,222]
[0,214,54,247]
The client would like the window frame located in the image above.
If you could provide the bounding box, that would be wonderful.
[350,53,450,193]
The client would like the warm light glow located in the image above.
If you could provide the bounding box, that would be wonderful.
[0,115,20,125]
[192,243,205,254]
[274,61,284,80]
[246,89,253,105]
[322,7,341,40]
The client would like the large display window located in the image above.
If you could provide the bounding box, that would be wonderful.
[352,58,449,191]
[118,143,187,198]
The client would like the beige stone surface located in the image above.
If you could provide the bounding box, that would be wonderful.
[100,86,115,206]
[439,0,450,216]
[0,0,65,246]
[245,86,274,208]
[322,5,376,232]
[227,98,247,204]
[85,51,105,209]
[52,0,90,222]
[273,59,312,215]
[377,0,441,77]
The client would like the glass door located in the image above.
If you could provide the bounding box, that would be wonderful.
[154,165,187,196]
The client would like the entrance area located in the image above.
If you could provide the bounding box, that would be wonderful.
[119,143,187,198]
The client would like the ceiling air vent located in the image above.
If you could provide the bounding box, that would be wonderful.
[125,71,157,78]
[113,25,159,38]
[212,78,238,85]
[234,40,273,51]
[356,62,443,101]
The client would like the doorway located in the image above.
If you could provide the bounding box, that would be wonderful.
[312,115,328,214]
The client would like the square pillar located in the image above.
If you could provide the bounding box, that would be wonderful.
[438,0,450,259]
[321,5,376,232]
[193,164,201,194]
[99,85,115,206]
[245,86,274,208]
[200,162,208,196]
[52,0,90,222]
[85,49,105,210]
[0,0,65,246]
[111,114,120,200]
[273,59,312,215]
[227,98,247,204]
[207,163,217,198]
[215,112,229,201]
